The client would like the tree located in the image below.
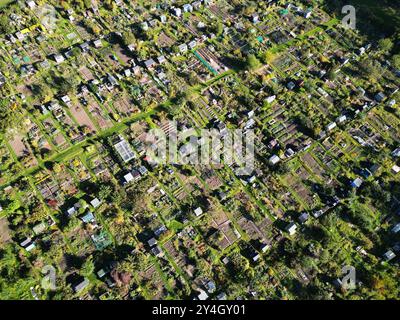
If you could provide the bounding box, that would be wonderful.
[32,83,54,103]
[0,13,14,34]
[215,21,224,36]
[81,256,95,277]
[246,54,261,71]
[121,31,135,47]
[390,54,400,69]
[0,99,22,133]
[358,59,383,81]
[327,70,337,81]
[378,38,393,52]
[99,183,113,201]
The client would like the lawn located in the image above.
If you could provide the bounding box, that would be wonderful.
[0,0,14,8]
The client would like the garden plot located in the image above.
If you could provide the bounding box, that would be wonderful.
[191,97,217,121]
[52,106,83,143]
[9,132,38,167]
[278,122,301,146]
[157,32,176,48]
[349,126,380,149]
[194,47,228,76]
[218,222,240,249]
[0,146,16,184]
[112,95,139,117]
[139,265,168,300]
[208,2,232,20]
[210,208,229,227]
[256,216,274,236]
[70,103,97,133]
[272,53,295,72]
[310,96,333,117]
[68,158,91,182]
[9,133,29,158]
[300,152,327,180]
[79,66,95,81]
[87,154,110,178]
[144,84,166,104]
[269,29,290,45]
[325,29,356,50]
[102,48,121,69]
[237,215,266,241]
[369,112,400,142]
[163,237,191,271]
[67,227,96,256]
[226,28,250,53]
[283,171,317,209]
[182,55,212,83]
[280,12,305,34]
[112,44,131,65]
[74,25,93,41]
[53,166,78,197]
[313,144,341,172]
[42,118,68,149]
[35,174,62,202]
[27,122,52,154]
[184,15,202,37]
[177,173,204,196]
[84,94,113,130]
[16,83,33,97]
[0,218,11,245]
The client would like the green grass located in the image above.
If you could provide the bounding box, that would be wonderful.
[0,0,14,8]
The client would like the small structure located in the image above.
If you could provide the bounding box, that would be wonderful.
[287,81,296,90]
[148,237,157,247]
[252,13,259,23]
[375,92,386,102]
[206,280,216,293]
[172,7,182,17]
[74,278,90,293]
[383,250,396,262]
[286,222,297,236]
[391,223,400,234]
[90,198,101,209]
[157,55,166,64]
[183,4,193,13]
[144,58,156,69]
[351,178,363,189]
[54,54,65,64]
[80,212,95,224]
[197,289,209,300]
[151,246,163,257]
[188,40,197,50]
[114,138,136,163]
[269,155,280,165]
[61,95,71,104]
[326,122,337,132]
[80,41,90,52]
[194,207,203,217]
[93,39,102,48]
[337,115,347,123]
[124,172,134,184]
[298,212,309,224]
[178,43,188,54]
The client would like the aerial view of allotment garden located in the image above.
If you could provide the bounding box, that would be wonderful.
[0,0,399,301]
